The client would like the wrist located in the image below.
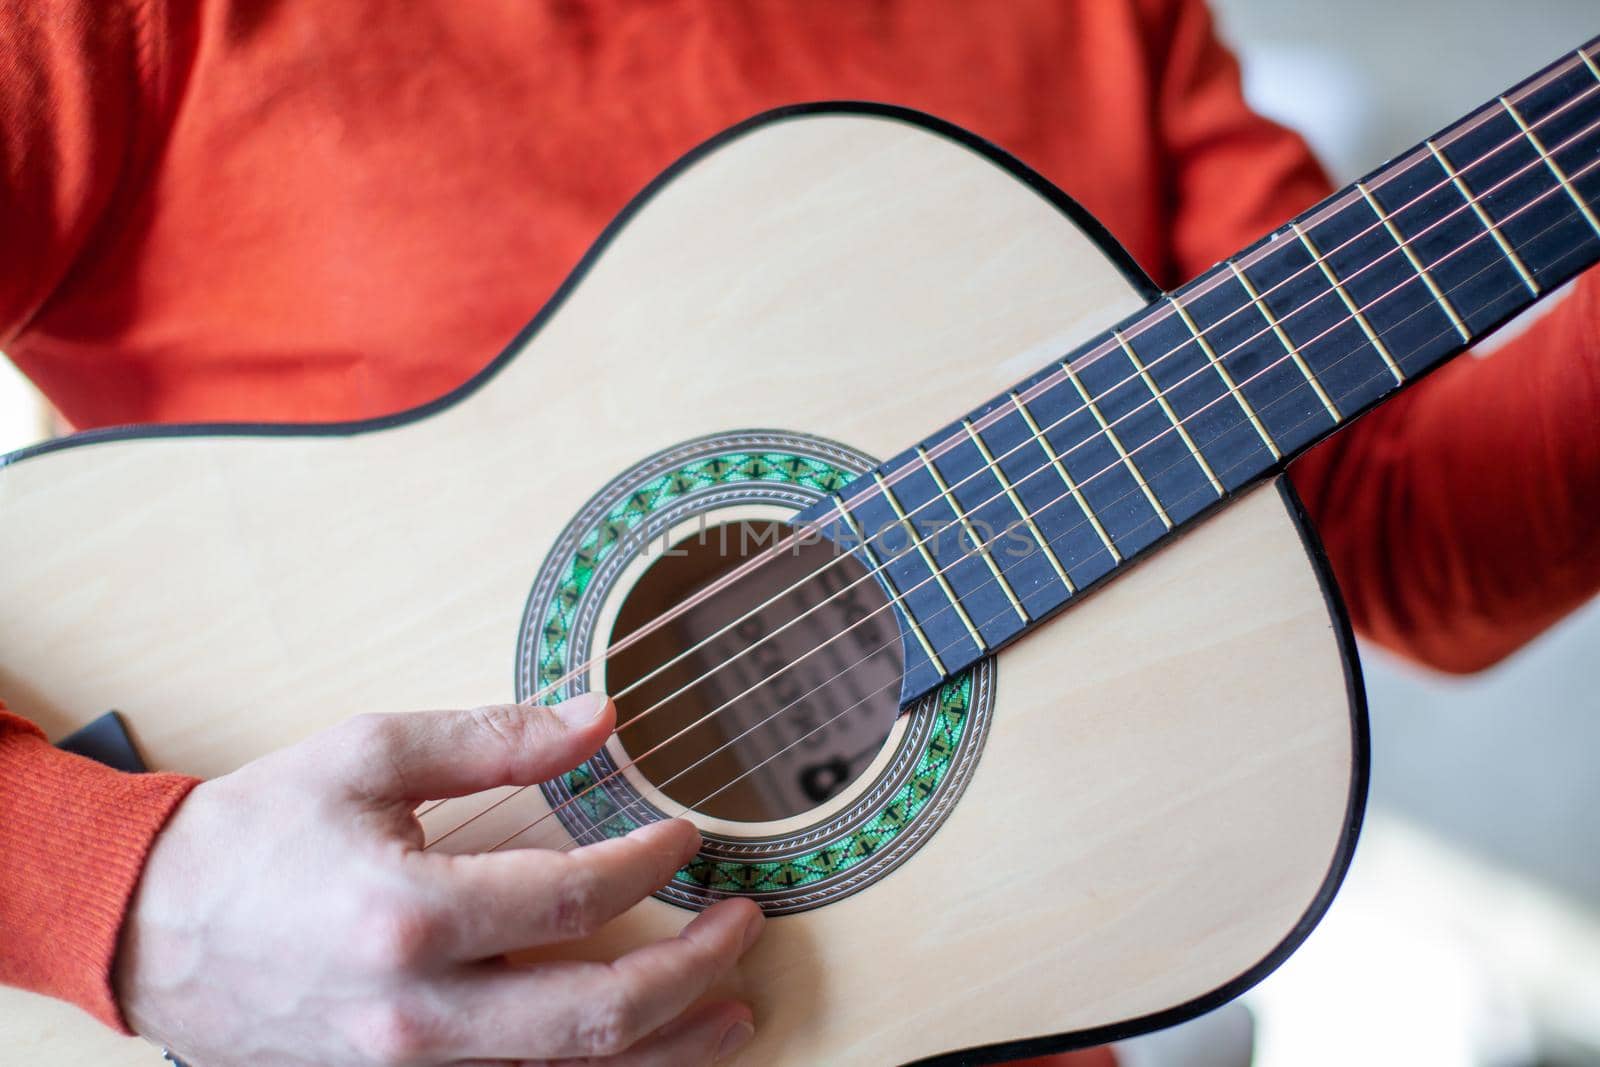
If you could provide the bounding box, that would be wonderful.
[0,716,199,1033]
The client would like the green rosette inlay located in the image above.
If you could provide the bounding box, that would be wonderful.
[534,452,851,696]
[533,448,974,897]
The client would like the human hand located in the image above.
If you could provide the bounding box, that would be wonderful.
[114,693,762,1066]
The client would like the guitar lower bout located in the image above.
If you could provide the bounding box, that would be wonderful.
[417,418,1365,1065]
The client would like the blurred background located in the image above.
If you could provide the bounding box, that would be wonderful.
[1,2,1595,1065]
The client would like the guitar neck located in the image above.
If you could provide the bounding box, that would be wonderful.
[1184,40,1600,435]
[800,37,1600,706]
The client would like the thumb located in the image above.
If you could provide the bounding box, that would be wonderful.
[323,692,615,802]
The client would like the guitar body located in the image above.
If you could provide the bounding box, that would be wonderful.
[0,106,1364,1064]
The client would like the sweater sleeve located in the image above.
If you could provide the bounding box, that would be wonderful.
[1151,0,1600,672]
[0,705,200,1031]
[1,0,203,1033]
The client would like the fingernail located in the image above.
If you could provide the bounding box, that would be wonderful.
[554,692,608,728]
[631,818,702,863]
[740,910,766,954]
[716,1020,754,1061]
[673,821,704,865]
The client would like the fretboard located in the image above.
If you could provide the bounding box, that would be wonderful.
[798,38,1600,705]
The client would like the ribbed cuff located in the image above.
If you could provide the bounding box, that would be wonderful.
[0,709,200,1033]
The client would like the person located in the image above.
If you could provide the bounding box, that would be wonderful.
[1,2,1596,1064]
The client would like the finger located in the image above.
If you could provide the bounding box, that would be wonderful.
[449,1001,756,1067]
[426,818,702,959]
[432,896,764,1061]
[321,693,615,801]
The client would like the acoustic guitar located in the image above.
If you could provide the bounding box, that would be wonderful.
[5,36,1599,1066]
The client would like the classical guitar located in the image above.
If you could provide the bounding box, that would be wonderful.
[5,36,1600,1066]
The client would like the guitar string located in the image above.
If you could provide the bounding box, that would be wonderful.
[423,92,1600,840]
[532,216,1600,855]
[482,48,1599,735]
[419,92,1600,838]
[417,60,1598,835]
[432,149,1600,853]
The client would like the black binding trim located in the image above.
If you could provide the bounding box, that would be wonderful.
[907,477,1370,1066]
[1,102,1368,1063]
[0,101,1158,470]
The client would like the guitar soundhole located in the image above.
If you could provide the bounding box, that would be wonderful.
[607,520,905,823]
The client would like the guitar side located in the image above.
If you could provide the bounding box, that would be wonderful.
[0,106,1364,1064]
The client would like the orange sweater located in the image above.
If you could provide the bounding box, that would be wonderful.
[1,0,1596,1044]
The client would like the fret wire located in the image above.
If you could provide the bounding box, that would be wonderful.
[870,472,987,652]
[1223,262,1344,422]
[1166,294,1282,459]
[1058,358,1173,529]
[1499,96,1600,240]
[1001,400,1121,563]
[1353,181,1473,342]
[1582,47,1600,85]
[1288,220,1407,385]
[1158,57,1592,336]
[968,413,1080,589]
[1278,52,1584,254]
[1112,328,1226,495]
[1425,138,1541,295]
[915,446,1030,623]
[834,498,948,676]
